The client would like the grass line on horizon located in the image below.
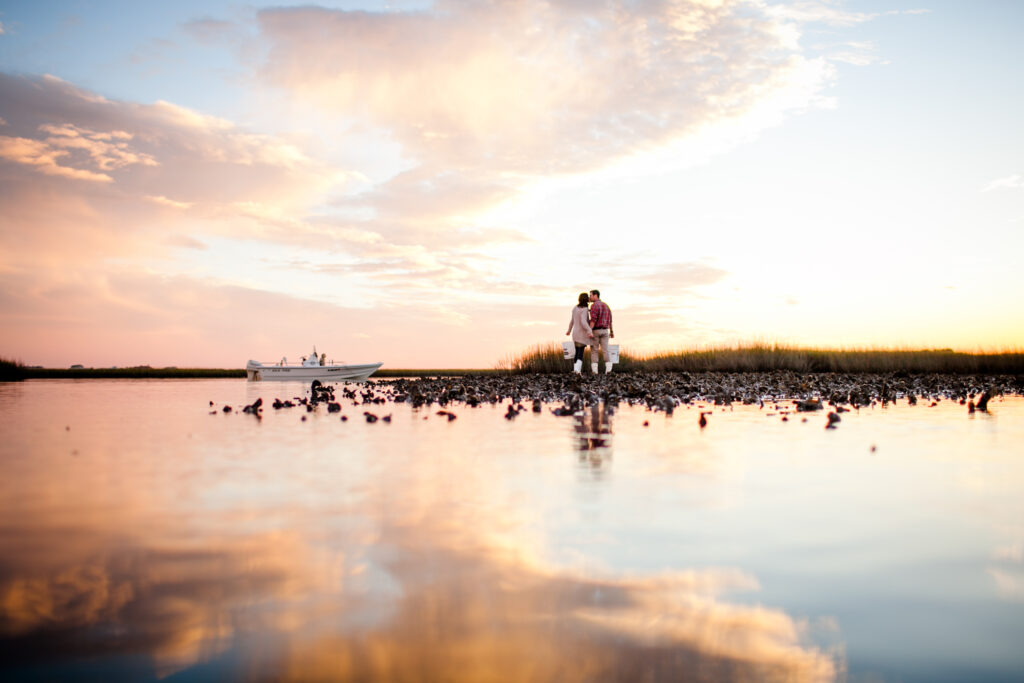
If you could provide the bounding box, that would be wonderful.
[6,343,1024,381]
[497,343,1024,375]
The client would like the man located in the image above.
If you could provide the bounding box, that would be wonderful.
[588,289,614,374]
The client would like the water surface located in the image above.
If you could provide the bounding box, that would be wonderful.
[1,379,1022,681]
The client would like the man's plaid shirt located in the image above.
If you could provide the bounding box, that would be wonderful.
[590,301,612,329]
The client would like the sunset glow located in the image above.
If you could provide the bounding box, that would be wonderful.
[1,1,1022,368]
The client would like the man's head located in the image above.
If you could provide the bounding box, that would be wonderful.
[589,289,601,301]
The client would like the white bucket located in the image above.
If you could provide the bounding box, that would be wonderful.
[563,342,619,363]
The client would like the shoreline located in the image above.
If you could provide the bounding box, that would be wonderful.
[3,366,1024,388]
[6,368,505,380]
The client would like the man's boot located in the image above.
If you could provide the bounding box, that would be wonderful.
[573,360,582,374]
[605,362,613,374]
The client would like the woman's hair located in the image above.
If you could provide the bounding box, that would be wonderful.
[578,292,590,307]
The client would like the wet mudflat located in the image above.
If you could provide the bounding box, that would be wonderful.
[1,376,1022,682]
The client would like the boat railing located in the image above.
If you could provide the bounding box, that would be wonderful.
[251,359,344,367]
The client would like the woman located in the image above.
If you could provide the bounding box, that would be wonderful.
[565,292,594,374]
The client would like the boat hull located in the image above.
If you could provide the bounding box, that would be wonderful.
[246,362,382,382]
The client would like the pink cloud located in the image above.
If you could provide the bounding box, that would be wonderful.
[0,73,340,264]
[0,134,114,182]
[257,1,831,175]
[252,0,834,260]
[0,74,331,210]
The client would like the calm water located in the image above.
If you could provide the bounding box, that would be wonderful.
[1,379,1022,682]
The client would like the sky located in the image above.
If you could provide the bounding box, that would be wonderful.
[0,0,1022,369]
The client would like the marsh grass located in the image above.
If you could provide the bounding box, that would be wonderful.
[500,343,1024,375]
[497,343,645,374]
[373,368,505,378]
[0,357,26,381]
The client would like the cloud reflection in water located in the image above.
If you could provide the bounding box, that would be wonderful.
[0,503,839,681]
[0,384,841,681]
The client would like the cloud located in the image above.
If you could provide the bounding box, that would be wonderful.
[146,194,193,209]
[819,40,888,66]
[163,234,206,249]
[255,0,840,251]
[0,72,539,323]
[767,2,930,28]
[39,123,156,170]
[988,567,1024,601]
[635,262,730,294]
[993,542,1023,563]
[258,1,835,177]
[0,134,115,182]
[0,72,338,263]
[0,74,328,204]
[983,174,1024,192]
[766,2,878,27]
[0,123,158,184]
[575,257,729,298]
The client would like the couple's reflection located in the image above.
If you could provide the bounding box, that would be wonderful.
[573,402,613,471]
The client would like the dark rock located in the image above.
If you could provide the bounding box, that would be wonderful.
[977,388,994,411]
[210,373,1019,423]
[795,399,823,412]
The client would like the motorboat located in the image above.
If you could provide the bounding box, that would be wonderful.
[246,347,382,382]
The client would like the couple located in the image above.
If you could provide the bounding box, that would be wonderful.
[566,289,615,374]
